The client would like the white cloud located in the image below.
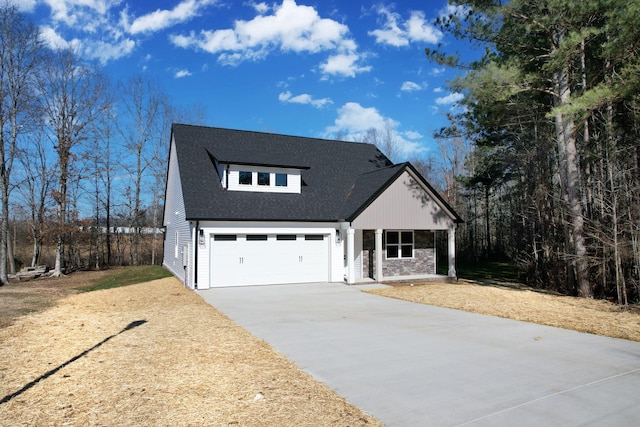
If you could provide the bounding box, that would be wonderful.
[279,91,332,109]
[84,38,136,63]
[327,102,389,135]
[32,1,139,64]
[175,69,193,78]
[433,86,444,93]
[8,0,37,12]
[325,102,422,157]
[406,11,441,44]
[435,92,464,105]
[404,130,423,140]
[430,67,445,76]
[40,25,72,49]
[320,53,371,78]
[250,1,270,14]
[43,0,114,27]
[400,81,423,92]
[369,5,442,47]
[368,6,407,47]
[126,0,217,35]
[170,0,367,78]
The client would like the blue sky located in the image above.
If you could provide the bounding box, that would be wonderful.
[12,0,471,161]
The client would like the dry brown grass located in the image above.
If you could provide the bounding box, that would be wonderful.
[0,277,381,426]
[367,279,640,342]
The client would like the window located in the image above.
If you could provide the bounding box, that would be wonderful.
[239,171,252,185]
[258,172,270,186]
[276,234,296,240]
[305,234,324,240]
[275,173,288,187]
[246,234,268,241]
[386,231,413,259]
[214,234,237,241]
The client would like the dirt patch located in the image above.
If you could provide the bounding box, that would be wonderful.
[367,279,640,342]
[0,277,381,426]
[0,270,114,329]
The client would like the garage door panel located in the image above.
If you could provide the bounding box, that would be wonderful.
[210,233,328,287]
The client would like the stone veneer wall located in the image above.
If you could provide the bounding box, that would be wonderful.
[362,230,435,279]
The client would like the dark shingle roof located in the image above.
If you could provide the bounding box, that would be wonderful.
[171,124,460,223]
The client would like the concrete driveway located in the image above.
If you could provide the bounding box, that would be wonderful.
[198,282,640,426]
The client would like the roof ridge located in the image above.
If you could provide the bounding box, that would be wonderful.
[172,122,385,149]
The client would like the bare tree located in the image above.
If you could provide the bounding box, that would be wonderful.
[38,48,108,276]
[118,75,165,265]
[17,126,53,267]
[362,119,399,162]
[0,3,42,283]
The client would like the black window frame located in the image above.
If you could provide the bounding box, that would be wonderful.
[385,230,414,259]
[275,173,288,187]
[239,171,252,185]
[257,172,270,186]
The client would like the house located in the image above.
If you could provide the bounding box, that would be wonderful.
[163,124,462,289]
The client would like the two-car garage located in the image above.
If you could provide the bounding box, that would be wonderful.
[210,233,329,286]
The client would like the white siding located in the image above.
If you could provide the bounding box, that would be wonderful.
[226,165,302,193]
[352,170,456,230]
[163,136,193,287]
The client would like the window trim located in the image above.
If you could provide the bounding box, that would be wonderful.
[385,230,414,259]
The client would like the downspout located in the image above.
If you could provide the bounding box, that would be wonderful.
[225,165,230,190]
[194,221,199,289]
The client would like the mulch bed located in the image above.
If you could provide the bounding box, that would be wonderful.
[0,277,381,426]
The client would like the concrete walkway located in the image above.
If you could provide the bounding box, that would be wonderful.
[198,282,640,426]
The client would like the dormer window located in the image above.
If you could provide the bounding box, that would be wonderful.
[239,171,252,185]
[223,164,302,194]
[258,172,270,186]
[275,173,287,187]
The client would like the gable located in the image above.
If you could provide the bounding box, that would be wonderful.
[350,170,456,230]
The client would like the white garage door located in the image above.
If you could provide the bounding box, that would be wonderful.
[210,233,329,286]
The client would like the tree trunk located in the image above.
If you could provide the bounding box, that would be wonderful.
[553,51,591,297]
[52,152,69,277]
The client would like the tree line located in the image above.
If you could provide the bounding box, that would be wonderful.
[0,4,203,283]
[427,0,640,304]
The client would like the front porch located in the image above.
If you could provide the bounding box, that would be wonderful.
[343,227,457,285]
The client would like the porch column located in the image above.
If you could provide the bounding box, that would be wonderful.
[346,227,355,284]
[375,229,383,281]
[448,226,457,278]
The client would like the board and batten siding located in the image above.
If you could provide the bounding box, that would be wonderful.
[163,136,193,286]
[351,170,455,231]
